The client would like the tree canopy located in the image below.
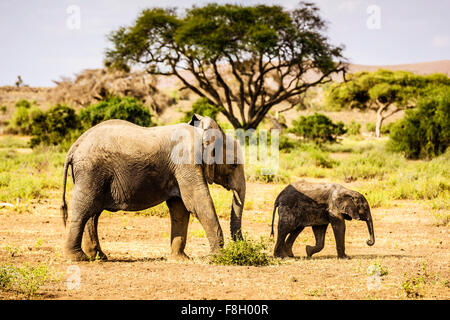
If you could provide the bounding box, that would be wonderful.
[105,2,345,129]
[325,69,450,137]
[388,86,449,159]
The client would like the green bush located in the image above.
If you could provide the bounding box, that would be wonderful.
[381,121,396,135]
[183,98,219,122]
[346,120,361,135]
[211,237,270,266]
[15,99,32,109]
[0,263,50,298]
[365,122,376,133]
[278,134,298,152]
[388,88,449,159]
[290,113,346,144]
[7,102,42,135]
[79,95,153,128]
[30,104,80,147]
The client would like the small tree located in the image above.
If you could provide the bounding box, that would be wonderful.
[30,105,80,147]
[290,113,346,144]
[325,70,450,137]
[182,97,219,122]
[388,87,449,159]
[79,95,153,128]
[105,2,345,129]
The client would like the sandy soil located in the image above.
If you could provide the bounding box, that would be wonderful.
[0,182,448,300]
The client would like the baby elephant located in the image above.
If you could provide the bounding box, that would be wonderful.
[271,181,375,259]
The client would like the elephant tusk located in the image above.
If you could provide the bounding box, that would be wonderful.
[232,189,242,207]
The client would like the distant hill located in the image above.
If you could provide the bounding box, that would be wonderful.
[348,60,450,76]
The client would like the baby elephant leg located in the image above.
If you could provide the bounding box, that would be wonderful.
[284,226,305,257]
[273,208,296,258]
[274,230,289,258]
[306,224,328,258]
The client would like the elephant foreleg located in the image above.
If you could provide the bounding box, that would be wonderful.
[82,213,107,261]
[178,181,224,253]
[167,197,190,259]
[330,218,348,259]
[284,226,304,257]
[306,224,328,258]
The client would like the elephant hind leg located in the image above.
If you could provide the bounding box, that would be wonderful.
[306,224,328,258]
[82,213,108,261]
[284,226,305,257]
[167,197,190,260]
[65,186,103,262]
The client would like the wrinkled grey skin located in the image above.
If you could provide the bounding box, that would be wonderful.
[61,115,245,261]
[271,181,375,259]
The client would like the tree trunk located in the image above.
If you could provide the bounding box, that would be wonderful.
[375,108,385,138]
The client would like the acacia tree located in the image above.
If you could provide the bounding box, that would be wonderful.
[105,2,345,129]
[325,70,450,137]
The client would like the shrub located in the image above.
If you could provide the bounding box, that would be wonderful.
[182,98,219,122]
[381,121,396,134]
[388,87,449,159]
[290,113,346,144]
[278,135,298,152]
[0,263,50,298]
[7,104,41,135]
[79,95,153,128]
[346,121,361,135]
[15,99,32,109]
[30,104,80,147]
[211,237,270,266]
[365,122,376,133]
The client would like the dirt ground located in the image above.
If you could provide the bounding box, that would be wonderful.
[0,182,448,300]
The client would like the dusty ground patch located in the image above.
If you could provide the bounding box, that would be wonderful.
[0,182,448,300]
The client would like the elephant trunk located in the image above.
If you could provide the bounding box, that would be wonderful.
[366,214,375,246]
[230,186,245,241]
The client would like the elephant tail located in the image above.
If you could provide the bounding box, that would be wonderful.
[61,155,72,228]
[270,200,279,238]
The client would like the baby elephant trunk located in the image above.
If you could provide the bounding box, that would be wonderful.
[366,216,375,246]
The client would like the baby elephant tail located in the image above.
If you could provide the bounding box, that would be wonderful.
[270,201,279,238]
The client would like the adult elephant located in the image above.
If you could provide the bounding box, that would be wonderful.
[61,115,245,261]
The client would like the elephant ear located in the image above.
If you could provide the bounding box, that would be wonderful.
[188,114,223,184]
[329,188,359,220]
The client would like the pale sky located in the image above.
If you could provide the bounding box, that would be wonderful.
[0,0,449,86]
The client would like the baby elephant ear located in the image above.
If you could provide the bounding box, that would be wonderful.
[330,189,359,220]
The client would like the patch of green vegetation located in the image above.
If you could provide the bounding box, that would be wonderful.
[367,260,389,277]
[211,236,270,266]
[0,149,65,205]
[400,262,441,299]
[0,263,51,298]
[182,97,220,122]
[346,120,361,136]
[0,135,29,149]
[290,113,346,144]
[134,202,169,218]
